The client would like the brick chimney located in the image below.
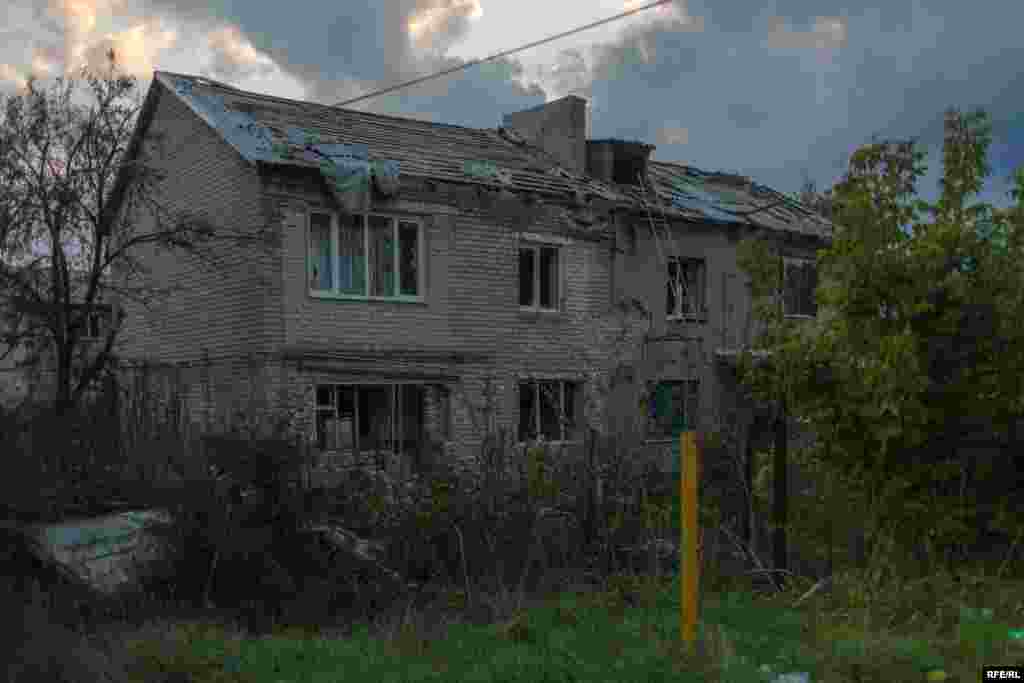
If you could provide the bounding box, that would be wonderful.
[502,95,587,175]
[586,139,655,186]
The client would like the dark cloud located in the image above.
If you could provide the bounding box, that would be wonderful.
[581,0,1024,201]
[129,0,1024,201]
[137,0,543,126]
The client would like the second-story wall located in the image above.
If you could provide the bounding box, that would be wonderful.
[614,213,822,435]
[614,216,755,434]
[271,171,457,353]
[115,81,282,366]
[268,167,621,446]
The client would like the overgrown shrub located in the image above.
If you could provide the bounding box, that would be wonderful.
[134,430,358,627]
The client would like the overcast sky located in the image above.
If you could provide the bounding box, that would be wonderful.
[3,0,1022,205]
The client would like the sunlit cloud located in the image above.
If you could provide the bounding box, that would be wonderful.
[624,0,702,31]
[82,19,177,78]
[205,25,275,80]
[47,0,127,71]
[407,0,484,51]
[0,64,28,92]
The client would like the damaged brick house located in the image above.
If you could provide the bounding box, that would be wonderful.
[107,71,830,475]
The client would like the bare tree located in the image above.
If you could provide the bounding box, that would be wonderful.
[0,51,278,417]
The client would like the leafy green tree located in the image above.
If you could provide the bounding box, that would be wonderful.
[738,108,1024,569]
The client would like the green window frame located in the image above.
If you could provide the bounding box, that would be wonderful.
[308,212,422,300]
[648,379,699,439]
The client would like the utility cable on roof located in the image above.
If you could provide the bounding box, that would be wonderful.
[333,0,675,107]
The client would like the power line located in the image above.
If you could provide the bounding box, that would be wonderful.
[333,0,675,107]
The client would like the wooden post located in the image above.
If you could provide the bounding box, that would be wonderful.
[681,430,700,652]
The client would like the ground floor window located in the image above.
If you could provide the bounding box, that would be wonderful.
[648,379,699,439]
[315,384,444,458]
[518,380,578,443]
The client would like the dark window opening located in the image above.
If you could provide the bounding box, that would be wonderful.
[612,156,646,185]
[519,245,560,310]
[315,384,430,460]
[667,257,707,320]
[518,380,578,442]
[519,248,535,306]
[784,259,818,317]
[648,380,699,439]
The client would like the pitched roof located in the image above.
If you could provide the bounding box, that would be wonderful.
[645,162,832,238]
[148,71,831,239]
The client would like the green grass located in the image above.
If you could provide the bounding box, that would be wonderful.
[106,568,1024,683]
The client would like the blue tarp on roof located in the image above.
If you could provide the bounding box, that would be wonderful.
[309,142,371,213]
[173,77,277,162]
[664,176,742,224]
[173,77,401,212]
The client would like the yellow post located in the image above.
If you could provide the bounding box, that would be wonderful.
[680,430,700,652]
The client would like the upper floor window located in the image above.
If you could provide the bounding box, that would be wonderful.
[309,212,423,299]
[667,257,707,321]
[519,244,560,311]
[783,257,817,317]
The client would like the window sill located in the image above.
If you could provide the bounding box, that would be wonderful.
[516,440,584,448]
[518,306,562,318]
[667,314,708,324]
[309,290,426,304]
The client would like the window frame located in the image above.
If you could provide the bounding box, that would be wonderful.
[666,256,708,322]
[308,211,425,302]
[782,256,818,318]
[518,242,562,313]
[70,306,110,342]
[314,382,437,453]
[517,379,578,444]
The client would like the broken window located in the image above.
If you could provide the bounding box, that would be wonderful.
[648,380,699,439]
[316,385,356,452]
[308,212,421,299]
[368,215,395,297]
[338,214,366,294]
[612,157,645,185]
[309,213,333,291]
[783,258,818,317]
[84,311,104,339]
[667,257,707,320]
[315,384,430,459]
[519,245,560,310]
[518,380,578,442]
[75,307,110,340]
[398,221,420,296]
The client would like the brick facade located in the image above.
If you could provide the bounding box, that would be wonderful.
[112,76,822,477]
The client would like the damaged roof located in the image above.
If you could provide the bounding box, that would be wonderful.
[154,71,626,203]
[644,162,832,238]
[149,71,830,239]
